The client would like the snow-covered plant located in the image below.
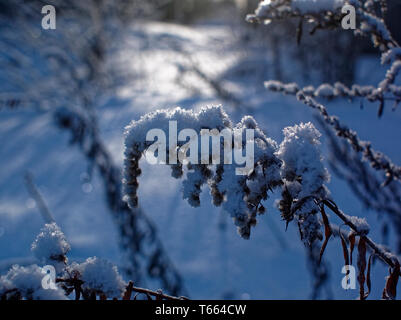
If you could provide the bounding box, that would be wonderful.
[123,106,282,238]
[243,0,401,299]
[247,0,346,25]
[247,0,401,199]
[0,0,186,294]
[276,122,330,246]
[122,105,332,240]
[63,257,126,299]
[0,223,186,300]
[263,86,401,185]
[31,223,70,269]
[317,116,401,253]
[0,264,68,300]
[248,0,401,118]
[123,103,400,299]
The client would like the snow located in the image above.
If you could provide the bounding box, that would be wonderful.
[2,227,126,299]
[381,48,401,65]
[0,20,400,299]
[3,221,129,299]
[379,61,401,92]
[277,122,329,244]
[0,264,68,300]
[124,106,335,244]
[360,12,392,44]
[344,214,370,235]
[123,105,232,210]
[315,84,335,98]
[124,106,281,238]
[66,257,126,298]
[264,80,285,92]
[31,223,70,268]
[251,0,344,20]
[278,122,329,198]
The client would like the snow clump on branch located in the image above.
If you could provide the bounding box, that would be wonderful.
[123,105,330,241]
[31,222,70,267]
[65,257,126,298]
[277,122,330,245]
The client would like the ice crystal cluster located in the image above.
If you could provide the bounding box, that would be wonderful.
[123,105,329,242]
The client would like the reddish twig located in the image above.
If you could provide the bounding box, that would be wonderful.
[320,199,398,269]
[123,281,189,301]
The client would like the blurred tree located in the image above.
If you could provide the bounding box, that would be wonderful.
[0,0,186,296]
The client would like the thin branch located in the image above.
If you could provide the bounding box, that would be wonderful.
[296,92,401,185]
[24,171,56,224]
[124,281,189,301]
[321,199,398,269]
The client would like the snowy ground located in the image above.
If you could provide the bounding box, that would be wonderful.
[1,21,400,299]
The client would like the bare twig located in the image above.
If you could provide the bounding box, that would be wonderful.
[123,281,189,301]
[296,92,401,185]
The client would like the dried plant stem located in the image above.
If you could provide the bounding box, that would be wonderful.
[296,92,401,185]
[124,281,189,301]
[321,199,398,269]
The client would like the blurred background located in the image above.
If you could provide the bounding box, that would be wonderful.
[0,0,401,299]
